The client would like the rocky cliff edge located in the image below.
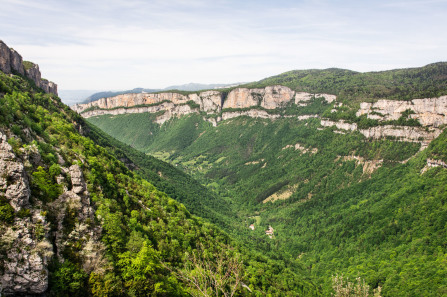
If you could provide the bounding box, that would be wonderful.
[0,40,57,96]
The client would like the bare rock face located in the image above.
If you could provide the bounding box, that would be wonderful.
[10,48,24,75]
[1,211,53,295]
[0,41,12,73]
[0,131,51,295]
[320,118,441,144]
[359,125,441,144]
[25,63,42,88]
[222,86,295,109]
[193,91,222,113]
[356,96,447,127]
[222,109,281,121]
[51,164,103,270]
[222,88,261,109]
[70,164,86,194]
[261,86,295,109]
[0,131,30,211]
[0,40,57,95]
[320,119,358,131]
[41,80,58,95]
[155,104,196,124]
[72,87,337,126]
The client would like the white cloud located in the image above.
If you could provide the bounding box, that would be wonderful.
[1,0,446,90]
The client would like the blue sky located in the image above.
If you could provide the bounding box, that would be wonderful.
[1,0,447,90]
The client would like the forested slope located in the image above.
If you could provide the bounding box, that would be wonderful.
[87,65,447,296]
[0,59,319,295]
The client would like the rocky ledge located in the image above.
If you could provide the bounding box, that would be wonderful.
[321,119,441,145]
[356,96,447,127]
[72,86,335,124]
[0,40,57,95]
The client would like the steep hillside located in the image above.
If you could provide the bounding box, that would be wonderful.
[0,42,319,296]
[84,64,447,296]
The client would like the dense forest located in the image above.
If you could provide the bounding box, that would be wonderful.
[0,68,320,295]
[87,64,447,296]
[2,59,447,296]
[241,62,447,102]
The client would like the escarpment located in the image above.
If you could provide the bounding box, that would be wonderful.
[72,85,335,124]
[0,40,57,95]
[356,96,447,127]
[73,81,447,145]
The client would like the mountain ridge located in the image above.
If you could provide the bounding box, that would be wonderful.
[0,40,58,95]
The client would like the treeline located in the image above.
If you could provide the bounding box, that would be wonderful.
[242,62,447,102]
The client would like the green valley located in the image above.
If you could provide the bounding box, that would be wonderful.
[0,41,319,296]
[85,64,447,296]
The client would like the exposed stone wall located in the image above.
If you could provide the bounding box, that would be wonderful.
[72,86,335,124]
[320,118,442,144]
[356,96,447,127]
[0,40,57,95]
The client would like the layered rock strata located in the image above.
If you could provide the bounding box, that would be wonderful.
[356,96,447,127]
[0,40,57,95]
[320,119,441,144]
[72,86,335,124]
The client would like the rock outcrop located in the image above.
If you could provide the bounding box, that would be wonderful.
[0,40,57,95]
[356,96,447,127]
[0,131,30,211]
[1,211,53,295]
[0,131,51,294]
[320,119,442,144]
[0,129,103,295]
[72,86,335,125]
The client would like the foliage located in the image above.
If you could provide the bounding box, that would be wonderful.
[0,196,15,224]
[167,244,245,297]
[0,67,320,296]
[241,62,447,102]
[88,107,447,296]
[50,261,88,297]
[22,60,34,71]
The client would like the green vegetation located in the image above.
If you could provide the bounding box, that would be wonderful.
[22,60,35,71]
[88,101,447,296]
[241,62,447,102]
[0,65,319,295]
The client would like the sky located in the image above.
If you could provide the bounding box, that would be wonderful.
[1,0,447,91]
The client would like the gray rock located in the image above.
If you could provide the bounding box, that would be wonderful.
[0,40,58,95]
[0,212,52,295]
[0,131,30,211]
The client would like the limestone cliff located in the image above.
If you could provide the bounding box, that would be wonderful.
[356,96,447,127]
[72,86,335,124]
[320,119,441,145]
[0,40,57,95]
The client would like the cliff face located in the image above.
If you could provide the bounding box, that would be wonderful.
[73,84,447,146]
[72,86,335,124]
[321,119,441,147]
[0,40,57,95]
[356,96,447,127]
